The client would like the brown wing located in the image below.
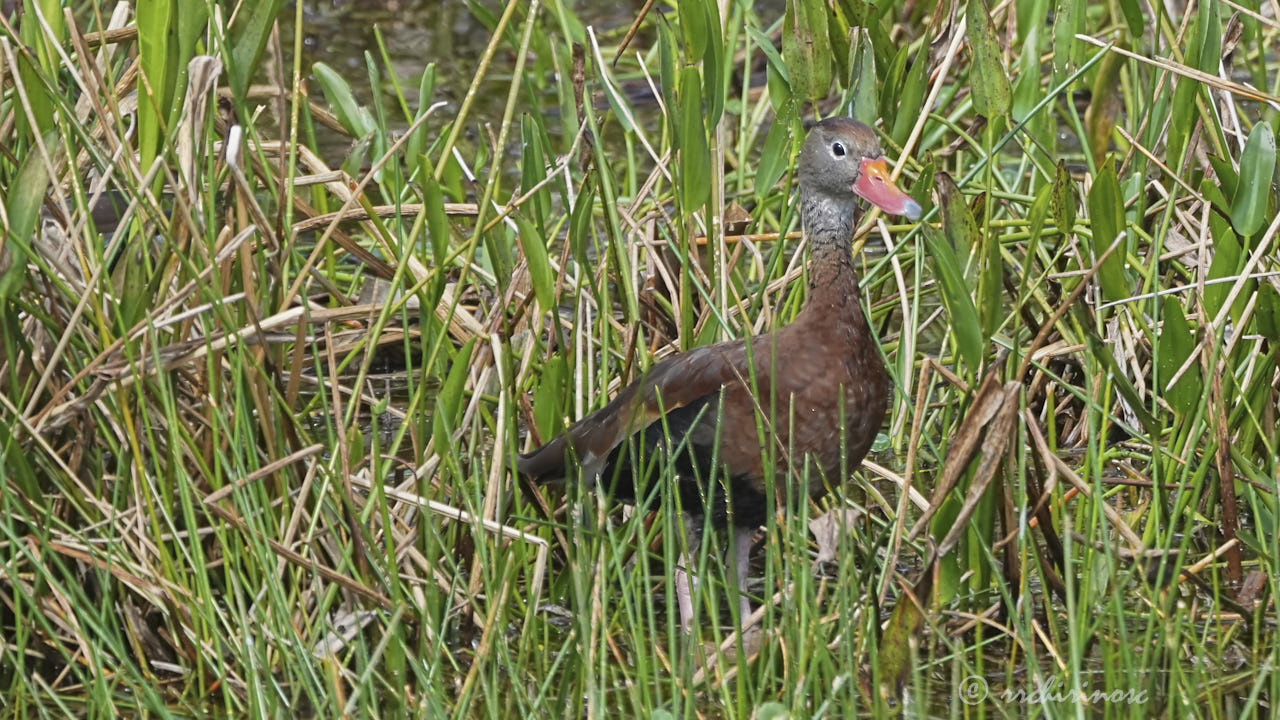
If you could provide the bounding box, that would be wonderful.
[517,334,779,481]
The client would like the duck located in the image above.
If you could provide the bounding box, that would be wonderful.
[517,117,921,630]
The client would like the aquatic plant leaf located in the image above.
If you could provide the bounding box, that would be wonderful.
[313,62,375,137]
[848,28,878,126]
[1230,121,1276,237]
[678,67,711,212]
[0,131,53,300]
[433,338,478,451]
[966,0,1011,119]
[1052,0,1085,87]
[515,214,555,312]
[755,103,795,196]
[1157,297,1200,416]
[533,356,568,441]
[1086,158,1128,303]
[1255,284,1280,339]
[1205,215,1252,325]
[228,0,284,98]
[922,225,984,371]
[783,0,833,102]
[890,45,928,147]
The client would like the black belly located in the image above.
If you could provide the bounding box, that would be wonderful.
[596,419,770,530]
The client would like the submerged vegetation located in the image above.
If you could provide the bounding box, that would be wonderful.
[1,0,1278,716]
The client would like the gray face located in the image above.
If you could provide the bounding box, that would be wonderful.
[797,118,883,203]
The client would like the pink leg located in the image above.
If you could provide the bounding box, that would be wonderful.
[674,553,696,631]
[733,526,756,621]
[675,516,700,631]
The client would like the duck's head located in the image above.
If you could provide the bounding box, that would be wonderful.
[798,117,922,221]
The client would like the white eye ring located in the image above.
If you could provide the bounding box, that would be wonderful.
[831,142,846,157]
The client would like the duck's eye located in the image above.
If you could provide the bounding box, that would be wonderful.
[831,142,846,157]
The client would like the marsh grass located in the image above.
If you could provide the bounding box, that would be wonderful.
[1,0,1278,716]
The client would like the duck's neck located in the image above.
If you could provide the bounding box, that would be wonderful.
[798,195,867,333]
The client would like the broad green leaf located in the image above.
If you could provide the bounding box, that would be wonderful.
[755,703,791,720]
[1051,0,1085,88]
[423,177,450,266]
[569,184,596,267]
[678,0,708,60]
[433,339,478,450]
[880,46,908,129]
[1208,153,1240,200]
[833,0,894,70]
[939,172,1002,344]
[533,356,568,440]
[966,0,1011,118]
[825,0,852,87]
[678,67,711,212]
[1255,284,1280,338]
[1118,0,1145,36]
[16,0,63,137]
[1168,2,1221,170]
[930,494,964,602]
[748,26,790,86]
[1027,179,1053,244]
[890,45,928,147]
[514,215,555,312]
[1166,76,1200,173]
[749,26,791,113]
[136,0,174,173]
[658,22,679,128]
[118,243,149,328]
[923,225,984,371]
[0,130,54,299]
[1050,162,1078,255]
[136,0,207,179]
[935,172,980,278]
[701,1,725,127]
[1084,49,1125,166]
[876,572,927,701]
[848,29,878,126]
[175,6,210,100]
[1086,158,1128,303]
[765,60,793,115]
[363,53,389,180]
[1014,0,1049,45]
[1012,29,1042,121]
[1192,0,1223,73]
[783,0,833,103]
[909,156,935,214]
[978,209,1004,342]
[1229,121,1276,237]
[755,103,795,195]
[406,65,438,181]
[439,128,466,200]
[1205,215,1249,324]
[1157,297,1200,416]
[521,115,551,229]
[1019,180,1054,304]
[1199,177,1231,217]
[313,62,375,137]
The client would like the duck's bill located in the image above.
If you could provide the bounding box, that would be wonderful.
[853,157,922,221]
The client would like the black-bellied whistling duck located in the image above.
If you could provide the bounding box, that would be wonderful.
[518,117,921,630]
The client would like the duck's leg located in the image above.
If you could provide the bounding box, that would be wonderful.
[674,514,700,631]
[732,526,756,621]
[674,557,696,631]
